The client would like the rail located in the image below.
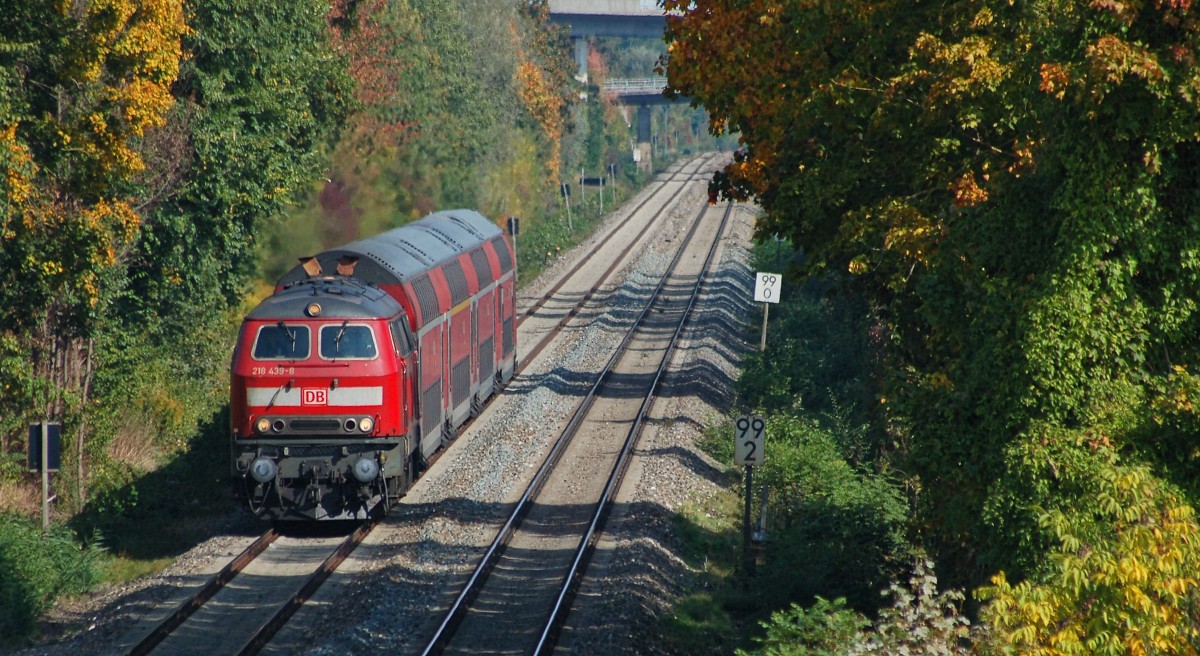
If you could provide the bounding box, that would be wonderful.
[421,187,733,655]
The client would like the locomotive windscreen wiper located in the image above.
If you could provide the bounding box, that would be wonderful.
[333,320,349,354]
[267,379,292,409]
[277,320,296,352]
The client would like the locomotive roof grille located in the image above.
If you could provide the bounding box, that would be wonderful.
[444,260,470,306]
[470,249,491,289]
[414,225,462,250]
[410,275,440,323]
[427,226,466,249]
[390,238,433,265]
[358,246,404,279]
[447,215,487,239]
[491,237,513,273]
[446,215,487,238]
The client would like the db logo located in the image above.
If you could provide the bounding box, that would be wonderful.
[302,388,328,406]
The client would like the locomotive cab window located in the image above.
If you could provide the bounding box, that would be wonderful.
[320,323,378,360]
[252,323,311,360]
[389,318,414,356]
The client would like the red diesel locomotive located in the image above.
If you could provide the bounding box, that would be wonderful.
[230,209,516,520]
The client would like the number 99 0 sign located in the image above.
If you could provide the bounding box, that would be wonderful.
[734,415,766,466]
[754,272,782,304]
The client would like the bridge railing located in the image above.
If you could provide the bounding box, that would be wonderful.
[601,78,669,96]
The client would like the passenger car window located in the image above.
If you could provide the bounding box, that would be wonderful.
[252,323,311,360]
[320,323,378,360]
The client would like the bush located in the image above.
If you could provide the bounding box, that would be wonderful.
[978,444,1200,655]
[0,514,102,645]
[738,597,867,656]
[740,560,973,656]
[748,414,910,612]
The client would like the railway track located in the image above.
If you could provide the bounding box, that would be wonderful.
[120,154,721,656]
[125,515,377,656]
[514,153,721,371]
[420,198,736,655]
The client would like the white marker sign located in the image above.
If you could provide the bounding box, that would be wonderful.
[734,415,766,466]
[754,272,782,304]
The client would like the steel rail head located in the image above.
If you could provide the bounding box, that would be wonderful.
[127,528,280,656]
[235,511,380,656]
[535,201,736,655]
[517,153,718,331]
[421,156,725,656]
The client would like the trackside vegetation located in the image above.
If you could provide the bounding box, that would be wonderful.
[0,515,102,643]
[0,0,721,647]
[664,1,1200,653]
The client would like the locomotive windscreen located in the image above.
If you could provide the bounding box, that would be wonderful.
[319,324,378,360]
[252,324,311,360]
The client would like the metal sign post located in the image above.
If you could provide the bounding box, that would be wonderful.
[560,183,573,232]
[735,415,765,574]
[507,217,520,283]
[28,422,61,529]
[753,272,782,351]
[41,423,48,529]
[608,164,617,207]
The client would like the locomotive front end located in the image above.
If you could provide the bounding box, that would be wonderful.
[230,279,416,520]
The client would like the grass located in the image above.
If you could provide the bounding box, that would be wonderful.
[660,484,765,655]
[0,479,41,516]
[100,553,177,585]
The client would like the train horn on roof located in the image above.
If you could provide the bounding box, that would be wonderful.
[337,256,359,276]
[300,256,322,277]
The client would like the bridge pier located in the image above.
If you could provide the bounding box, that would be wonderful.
[635,105,652,173]
[574,38,589,83]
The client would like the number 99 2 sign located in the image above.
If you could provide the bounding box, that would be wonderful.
[734,415,766,466]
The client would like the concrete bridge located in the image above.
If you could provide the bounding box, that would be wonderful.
[601,77,675,105]
[548,0,669,38]
[549,0,676,81]
[549,1,682,170]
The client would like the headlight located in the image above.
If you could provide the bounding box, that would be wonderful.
[250,458,278,483]
[255,418,270,434]
[358,417,374,433]
[352,457,379,483]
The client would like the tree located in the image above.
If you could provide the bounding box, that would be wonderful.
[979,450,1200,655]
[664,0,1200,622]
[0,0,353,509]
[128,0,351,323]
[0,0,187,496]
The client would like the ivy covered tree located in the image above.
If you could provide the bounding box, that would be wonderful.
[0,0,187,482]
[0,0,351,508]
[128,0,351,324]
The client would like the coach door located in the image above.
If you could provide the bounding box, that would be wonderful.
[499,277,515,381]
[411,275,445,459]
[470,248,496,403]
[444,261,474,429]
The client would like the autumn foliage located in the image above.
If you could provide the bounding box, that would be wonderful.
[0,0,349,528]
[666,0,1200,651]
[2,0,186,326]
